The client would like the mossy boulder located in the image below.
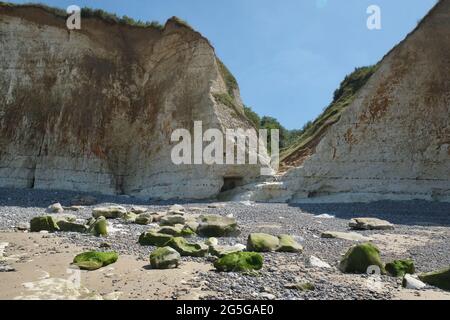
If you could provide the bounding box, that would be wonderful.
[247,233,280,252]
[149,247,181,269]
[30,216,59,232]
[158,225,195,237]
[138,231,173,247]
[88,217,108,237]
[385,259,415,277]
[92,206,127,219]
[135,213,154,225]
[339,243,385,274]
[160,215,186,226]
[214,252,263,272]
[73,251,118,271]
[418,267,450,291]
[196,215,239,237]
[57,220,88,233]
[277,235,303,253]
[123,212,138,222]
[167,237,208,257]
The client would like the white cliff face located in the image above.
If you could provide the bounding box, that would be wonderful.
[0,6,264,199]
[228,0,450,203]
[283,0,450,203]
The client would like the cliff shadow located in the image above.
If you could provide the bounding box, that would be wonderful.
[288,200,450,227]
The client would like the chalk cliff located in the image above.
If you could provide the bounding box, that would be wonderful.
[233,0,450,203]
[0,4,264,199]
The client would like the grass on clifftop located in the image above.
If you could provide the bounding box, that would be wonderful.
[280,65,378,164]
[0,2,164,29]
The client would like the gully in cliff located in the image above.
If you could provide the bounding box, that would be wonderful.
[171,121,279,176]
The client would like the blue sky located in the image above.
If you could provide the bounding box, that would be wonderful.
[9,0,437,129]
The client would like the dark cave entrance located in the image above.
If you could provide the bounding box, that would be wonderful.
[221,176,244,193]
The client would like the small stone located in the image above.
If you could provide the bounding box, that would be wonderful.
[349,218,394,230]
[321,231,373,242]
[403,274,426,290]
[17,222,30,231]
[46,203,64,213]
[308,256,332,269]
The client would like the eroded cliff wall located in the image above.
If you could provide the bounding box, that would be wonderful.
[0,5,262,199]
[283,0,450,202]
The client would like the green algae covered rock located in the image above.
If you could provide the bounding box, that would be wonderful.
[158,225,195,237]
[88,217,108,237]
[135,213,154,225]
[73,251,118,271]
[214,252,263,272]
[149,247,181,269]
[385,259,415,277]
[30,216,60,232]
[167,237,208,257]
[138,231,173,247]
[339,243,385,274]
[419,267,450,291]
[277,235,303,253]
[247,233,280,252]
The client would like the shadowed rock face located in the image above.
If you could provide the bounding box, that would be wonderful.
[0,5,264,199]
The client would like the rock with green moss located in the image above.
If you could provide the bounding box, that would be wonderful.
[160,215,186,226]
[57,220,88,233]
[92,206,127,219]
[209,244,246,258]
[197,215,239,237]
[135,213,154,225]
[73,251,118,271]
[168,237,208,257]
[123,212,138,222]
[30,216,60,232]
[214,252,263,272]
[247,233,280,252]
[158,225,195,237]
[418,267,450,291]
[277,235,303,253]
[138,231,173,247]
[386,259,415,277]
[88,217,108,237]
[149,247,181,269]
[339,243,385,274]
